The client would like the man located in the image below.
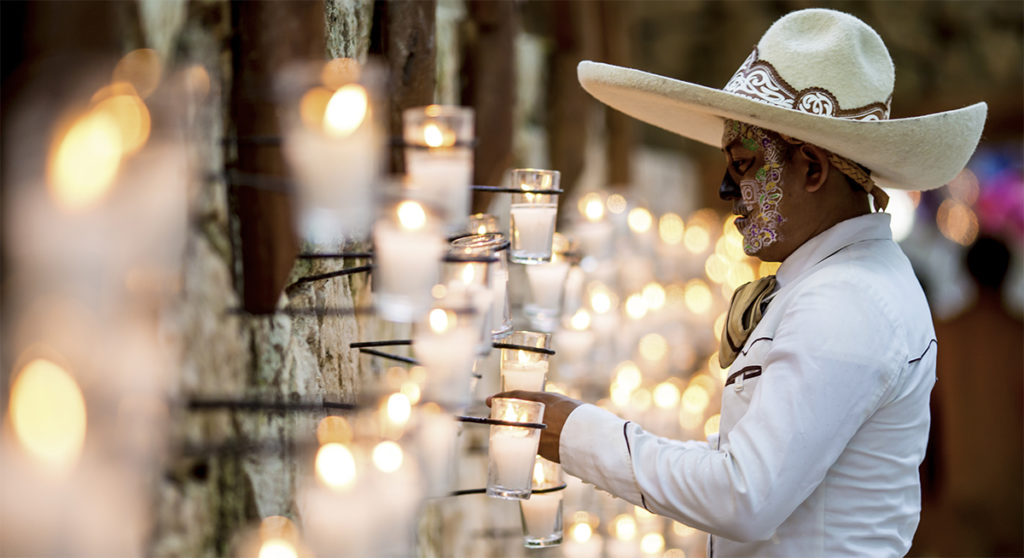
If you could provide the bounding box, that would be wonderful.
[494,8,986,557]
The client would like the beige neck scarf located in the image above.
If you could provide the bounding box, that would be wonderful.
[719,275,777,368]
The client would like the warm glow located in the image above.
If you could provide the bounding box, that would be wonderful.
[708,353,727,383]
[684,225,710,253]
[631,388,652,411]
[397,200,427,230]
[184,64,211,97]
[673,521,697,538]
[94,93,151,155]
[533,458,547,485]
[607,193,628,214]
[499,400,531,424]
[428,308,452,333]
[635,505,656,520]
[720,228,747,261]
[758,261,781,278]
[937,199,979,246]
[704,253,730,284]
[628,207,653,233]
[372,440,404,472]
[10,358,87,471]
[113,48,163,98]
[625,293,648,320]
[684,279,713,314]
[679,408,704,430]
[580,192,605,222]
[641,533,666,555]
[300,87,333,130]
[323,84,368,138]
[664,550,687,558]
[653,381,681,409]
[258,538,298,558]
[612,514,637,541]
[545,383,568,396]
[725,263,755,290]
[569,308,591,330]
[422,122,455,148]
[659,213,685,245]
[610,382,633,408]
[681,384,710,414]
[571,521,593,543]
[320,57,361,90]
[48,108,123,211]
[887,190,917,243]
[430,283,447,299]
[460,262,477,284]
[704,414,721,438]
[948,168,981,205]
[315,442,357,489]
[614,361,642,391]
[316,416,353,445]
[401,382,421,405]
[260,516,298,544]
[642,282,666,310]
[638,333,668,362]
[386,393,412,426]
[589,284,614,314]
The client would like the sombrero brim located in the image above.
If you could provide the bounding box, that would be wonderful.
[578,60,987,191]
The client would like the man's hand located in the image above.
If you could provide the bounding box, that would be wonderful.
[486,390,583,463]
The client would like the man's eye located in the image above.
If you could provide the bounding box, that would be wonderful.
[732,160,752,174]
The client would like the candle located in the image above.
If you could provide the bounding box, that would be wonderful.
[413,304,478,406]
[499,330,551,392]
[403,105,474,234]
[373,198,445,322]
[508,168,561,264]
[449,232,513,338]
[555,309,595,369]
[524,259,570,331]
[487,397,544,500]
[519,457,564,547]
[510,203,558,263]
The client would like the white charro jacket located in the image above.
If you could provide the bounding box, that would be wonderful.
[560,213,937,557]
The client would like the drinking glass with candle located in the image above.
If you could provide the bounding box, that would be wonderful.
[443,244,495,355]
[403,105,474,234]
[373,193,446,322]
[451,232,513,339]
[519,456,565,547]
[412,290,480,407]
[487,397,545,500]
[524,233,574,332]
[279,59,386,243]
[508,168,560,264]
[500,331,551,392]
[467,213,500,235]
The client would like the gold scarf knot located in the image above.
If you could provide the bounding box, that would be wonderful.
[719,275,777,368]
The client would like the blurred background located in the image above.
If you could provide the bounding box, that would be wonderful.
[1,1,1021,557]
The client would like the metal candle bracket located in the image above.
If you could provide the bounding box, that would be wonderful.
[448,483,567,497]
[492,342,556,356]
[471,185,565,195]
[455,415,547,430]
[392,138,479,150]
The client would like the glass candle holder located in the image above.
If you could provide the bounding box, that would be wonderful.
[372,194,446,322]
[403,105,474,234]
[500,331,552,392]
[519,457,564,548]
[443,244,494,356]
[487,397,545,500]
[524,233,574,332]
[451,232,513,339]
[279,58,386,243]
[412,290,480,407]
[467,213,500,235]
[508,168,560,264]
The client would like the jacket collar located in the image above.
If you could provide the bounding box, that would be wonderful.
[775,213,893,289]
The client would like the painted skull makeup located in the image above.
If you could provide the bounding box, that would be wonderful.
[723,120,792,255]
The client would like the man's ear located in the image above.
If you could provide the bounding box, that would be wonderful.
[798,144,830,193]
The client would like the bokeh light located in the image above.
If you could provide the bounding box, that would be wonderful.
[372,441,403,473]
[9,358,87,472]
[48,108,124,211]
[659,213,685,245]
[315,442,357,489]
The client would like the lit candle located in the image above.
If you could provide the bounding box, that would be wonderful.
[413,303,478,406]
[523,232,571,331]
[572,192,615,260]
[403,105,474,234]
[508,168,560,264]
[555,309,595,367]
[373,198,445,322]
[519,457,564,547]
[449,232,512,338]
[487,397,544,500]
[499,331,551,392]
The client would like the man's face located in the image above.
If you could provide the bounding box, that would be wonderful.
[721,120,801,262]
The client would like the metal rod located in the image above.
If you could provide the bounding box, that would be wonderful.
[455,415,547,430]
[471,185,565,195]
[227,307,377,317]
[185,398,357,412]
[446,483,566,497]
[492,342,556,356]
[297,252,374,259]
[291,265,373,285]
[350,339,413,348]
[358,348,420,365]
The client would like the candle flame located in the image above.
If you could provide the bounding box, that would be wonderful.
[323,84,368,138]
[423,123,449,147]
[625,293,648,320]
[315,442,357,490]
[569,309,591,330]
[580,193,605,222]
[613,514,637,541]
[113,48,163,98]
[571,521,593,543]
[640,533,665,555]
[589,288,612,315]
[614,361,642,391]
[258,538,298,558]
[48,108,123,211]
[627,207,653,233]
[533,459,546,485]
[517,349,532,364]
[499,401,530,424]
[385,392,412,426]
[653,381,681,409]
[396,200,427,230]
[316,416,353,445]
[659,213,685,245]
[428,308,451,333]
[10,358,87,472]
[372,440,404,473]
[642,282,666,310]
[460,262,476,284]
[94,92,151,156]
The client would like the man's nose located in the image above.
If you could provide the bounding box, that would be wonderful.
[719,171,741,201]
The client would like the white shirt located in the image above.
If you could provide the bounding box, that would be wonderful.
[561,213,937,557]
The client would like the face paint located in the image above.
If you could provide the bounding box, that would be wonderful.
[723,120,790,256]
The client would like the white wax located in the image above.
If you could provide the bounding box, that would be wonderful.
[510,203,558,262]
[489,427,540,492]
[405,149,472,231]
[413,326,477,405]
[373,221,444,322]
[521,492,562,538]
[525,260,570,310]
[489,265,511,335]
[500,360,548,392]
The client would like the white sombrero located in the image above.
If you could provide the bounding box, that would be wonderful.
[577,8,987,191]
